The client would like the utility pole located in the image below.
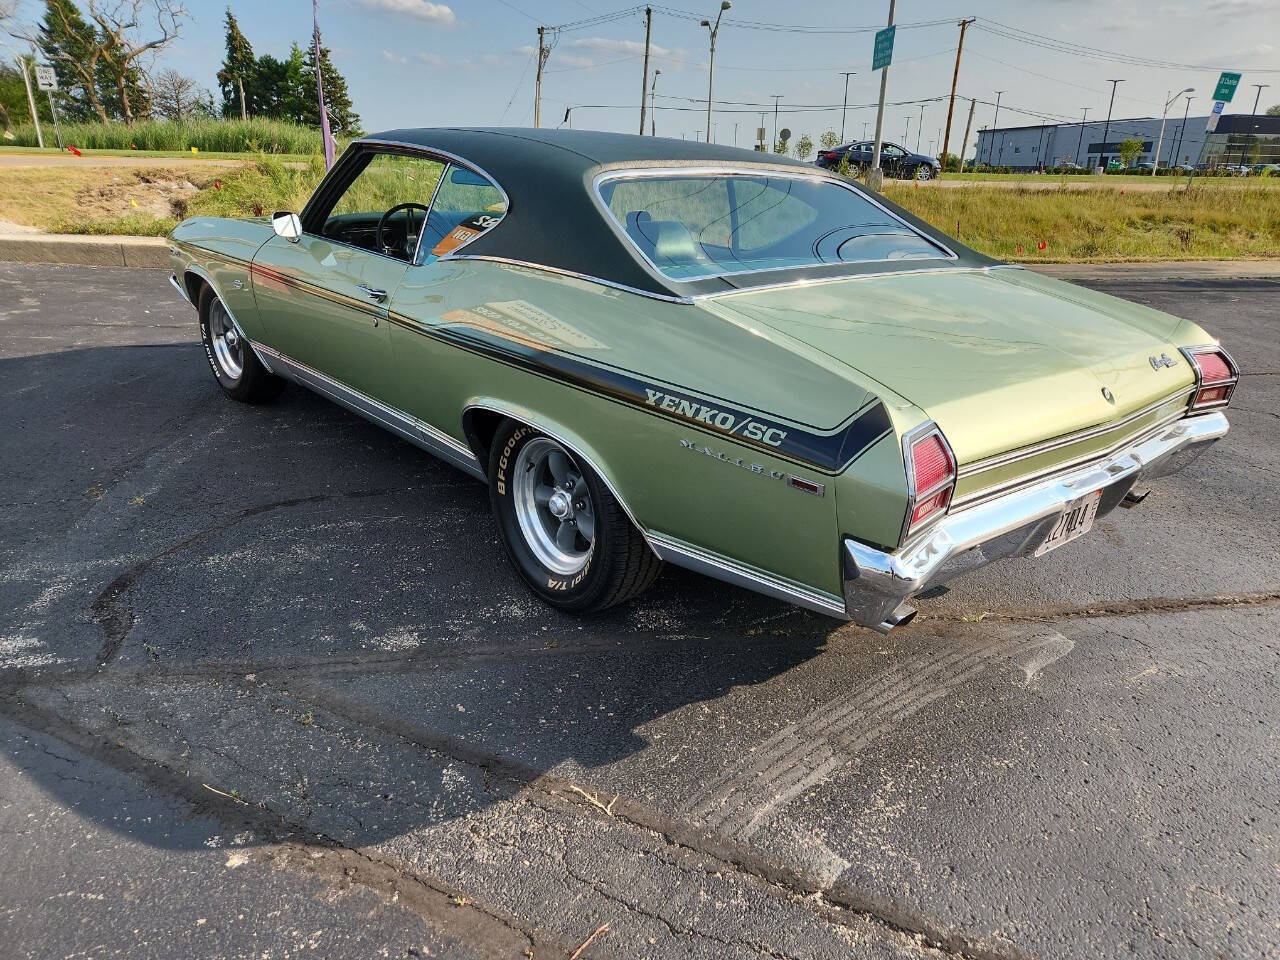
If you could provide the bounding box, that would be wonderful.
[701,2,731,147]
[940,17,974,179]
[958,97,975,172]
[639,7,652,135]
[868,0,895,190]
[17,55,44,148]
[1075,107,1089,166]
[1173,96,1191,166]
[649,68,661,135]
[534,26,549,128]
[1154,86,1194,175]
[992,90,1004,127]
[1251,83,1270,115]
[1100,79,1122,171]
[916,102,925,153]
[771,94,782,150]
[839,71,856,142]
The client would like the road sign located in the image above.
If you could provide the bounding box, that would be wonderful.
[872,25,895,71]
[34,65,57,92]
[1212,72,1241,103]
[1206,100,1225,132]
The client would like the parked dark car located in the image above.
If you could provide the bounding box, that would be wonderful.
[815,141,941,180]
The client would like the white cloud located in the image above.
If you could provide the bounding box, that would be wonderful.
[381,49,408,64]
[567,36,675,57]
[360,0,455,25]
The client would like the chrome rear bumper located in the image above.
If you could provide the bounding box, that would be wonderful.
[843,411,1229,632]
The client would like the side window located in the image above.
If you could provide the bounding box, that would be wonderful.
[319,152,445,261]
[419,165,509,263]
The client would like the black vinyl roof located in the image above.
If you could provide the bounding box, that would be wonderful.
[360,127,994,298]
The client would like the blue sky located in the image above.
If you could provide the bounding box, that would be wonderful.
[12,0,1280,154]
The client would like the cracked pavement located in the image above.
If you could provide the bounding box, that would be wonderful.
[1,263,1278,958]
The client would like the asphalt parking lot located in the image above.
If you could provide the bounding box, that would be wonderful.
[2,262,1277,959]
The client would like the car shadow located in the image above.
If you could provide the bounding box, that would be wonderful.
[2,342,849,854]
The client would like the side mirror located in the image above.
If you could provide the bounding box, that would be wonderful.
[271,211,302,243]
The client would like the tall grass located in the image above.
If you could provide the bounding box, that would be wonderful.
[883,182,1280,262]
[182,154,328,220]
[5,118,330,155]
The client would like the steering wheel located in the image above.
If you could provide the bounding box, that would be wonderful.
[376,202,431,259]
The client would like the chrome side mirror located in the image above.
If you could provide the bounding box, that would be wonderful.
[271,211,302,243]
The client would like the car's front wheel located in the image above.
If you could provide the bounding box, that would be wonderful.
[198,286,284,403]
[915,164,933,181]
[489,420,661,612]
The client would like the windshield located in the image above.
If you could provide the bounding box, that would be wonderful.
[597,172,949,281]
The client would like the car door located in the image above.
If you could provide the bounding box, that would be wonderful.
[252,149,445,400]
[880,143,907,175]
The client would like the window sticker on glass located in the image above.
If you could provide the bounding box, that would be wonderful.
[432,210,505,257]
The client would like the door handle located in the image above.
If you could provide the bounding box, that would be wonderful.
[356,284,387,302]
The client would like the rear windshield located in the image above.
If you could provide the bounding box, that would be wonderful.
[598,172,949,281]
[593,171,947,280]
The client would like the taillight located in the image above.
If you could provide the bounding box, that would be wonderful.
[902,425,956,543]
[1182,346,1239,411]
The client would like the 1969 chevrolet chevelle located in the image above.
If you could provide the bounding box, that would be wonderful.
[169,128,1237,631]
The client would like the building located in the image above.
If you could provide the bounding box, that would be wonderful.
[972,113,1280,170]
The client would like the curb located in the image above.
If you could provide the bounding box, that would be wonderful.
[0,233,169,269]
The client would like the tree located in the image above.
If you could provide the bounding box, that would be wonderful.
[216,7,253,119]
[793,133,813,161]
[300,34,359,135]
[819,129,840,151]
[90,0,187,125]
[149,67,204,119]
[35,0,110,122]
[1118,136,1143,169]
[252,46,307,123]
[773,134,789,155]
[1267,104,1280,117]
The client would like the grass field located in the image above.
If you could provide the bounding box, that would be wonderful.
[882,180,1280,262]
[2,150,1278,262]
[4,118,334,155]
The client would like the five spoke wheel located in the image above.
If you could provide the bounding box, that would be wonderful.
[514,438,595,576]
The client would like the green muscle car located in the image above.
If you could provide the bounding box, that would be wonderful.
[168,128,1237,631]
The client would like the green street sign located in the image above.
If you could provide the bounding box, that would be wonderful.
[1213,71,1241,103]
[872,25,896,71]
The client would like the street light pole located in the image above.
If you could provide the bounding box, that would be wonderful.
[1075,107,1089,166]
[1252,84,1270,115]
[987,90,1003,165]
[917,102,924,153]
[700,1,731,146]
[1173,95,1192,166]
[1154,86,1194,175]
[839,71,856,143]
[1100,79,1123,171]
[771,94,782,151]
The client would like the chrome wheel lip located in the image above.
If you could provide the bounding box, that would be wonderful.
[208,299,244,381]
[513,437,594,577]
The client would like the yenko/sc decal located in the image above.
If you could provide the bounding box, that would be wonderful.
[645,388,787,446]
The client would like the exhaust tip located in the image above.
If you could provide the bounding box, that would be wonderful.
[876,604,918,633]
[1122,486,1151,508]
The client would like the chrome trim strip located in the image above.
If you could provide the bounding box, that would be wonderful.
[460,401,656,549]
[957,385,1196,479]
[692,264,1004,302]
[444,254,696,304]
[951,403,1193,511]
[647,532,849,619]
[257,345,485,480]
[844,411,1229,632]
[168,273,190,303]
[591,165,958,285]
[178,263,275,374]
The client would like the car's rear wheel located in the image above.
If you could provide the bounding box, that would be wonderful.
[489,420,661,612]
[198,285,284,403]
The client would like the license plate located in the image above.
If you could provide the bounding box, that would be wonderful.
[1034,490,1103,557]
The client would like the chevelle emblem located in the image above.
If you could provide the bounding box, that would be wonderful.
[679,439,824,496]
[1149,353,1177,370]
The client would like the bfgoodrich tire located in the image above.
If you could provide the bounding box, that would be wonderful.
[198,285,285,404]
[488,419,661,612]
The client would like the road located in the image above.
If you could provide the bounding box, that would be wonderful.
[1,263,1277,959]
